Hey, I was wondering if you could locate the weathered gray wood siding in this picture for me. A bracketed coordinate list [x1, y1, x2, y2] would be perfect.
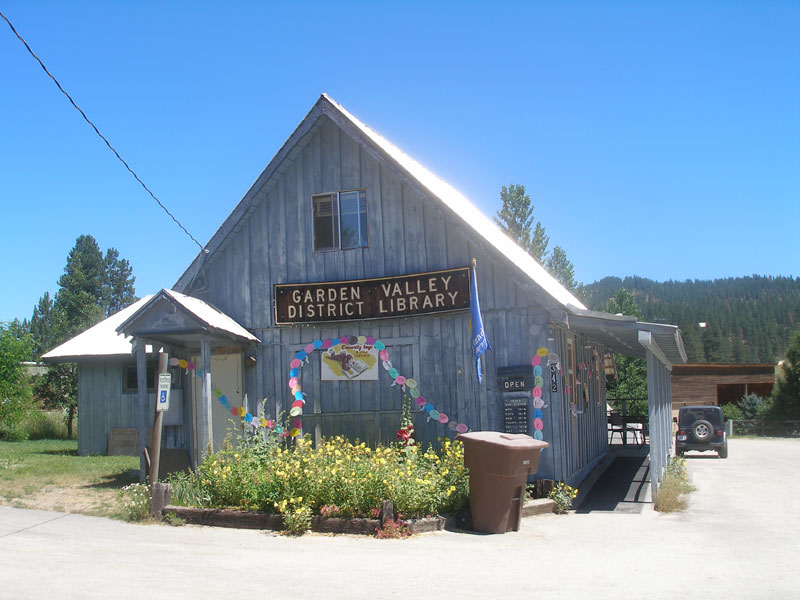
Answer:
[183, 114, 608, 477]
[78, 361, 133, 455]
[540, 328, 608, 484]
[77, 360, 187, 456]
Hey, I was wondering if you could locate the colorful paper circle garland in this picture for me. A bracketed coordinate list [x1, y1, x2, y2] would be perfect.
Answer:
[288, 335, 469, 437]
[531, 347, 549, 441]
[167, 357, 286, 435]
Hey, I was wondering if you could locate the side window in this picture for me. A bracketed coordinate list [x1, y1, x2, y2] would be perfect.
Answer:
[313, 190, 367, 251]
[123, 364, 156, 392]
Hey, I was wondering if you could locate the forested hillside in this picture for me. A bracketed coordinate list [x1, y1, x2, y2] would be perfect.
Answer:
[584, 275, 800, 364]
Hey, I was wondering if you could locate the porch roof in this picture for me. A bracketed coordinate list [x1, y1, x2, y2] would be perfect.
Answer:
[115, 289, 259, 350]
[568, 308, 687, 367]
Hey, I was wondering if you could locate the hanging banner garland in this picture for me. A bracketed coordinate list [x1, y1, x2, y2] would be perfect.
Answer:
[288, 335, 470, 437]
[167, 358, 288, 436]
[530, 348, 551, 441]
[167, 337, 471, 439]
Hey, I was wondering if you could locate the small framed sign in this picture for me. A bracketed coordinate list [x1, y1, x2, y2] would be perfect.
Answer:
[497, 366, 533, 393]
[157, 373, 171, 412]
[503, 397, 530, 435]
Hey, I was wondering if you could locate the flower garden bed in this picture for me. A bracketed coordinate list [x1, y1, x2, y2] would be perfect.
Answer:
[162, 433, 470, 535]
[155, 432, 558, 536]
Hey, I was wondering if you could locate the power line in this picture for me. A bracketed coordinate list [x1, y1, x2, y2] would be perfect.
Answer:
[1, 9, 205, 252]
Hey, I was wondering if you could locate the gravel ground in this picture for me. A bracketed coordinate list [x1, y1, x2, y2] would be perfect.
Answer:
[1, 437, 798, 599]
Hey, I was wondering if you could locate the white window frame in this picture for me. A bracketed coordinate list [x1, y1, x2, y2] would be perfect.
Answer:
[312, 189, 367, 251]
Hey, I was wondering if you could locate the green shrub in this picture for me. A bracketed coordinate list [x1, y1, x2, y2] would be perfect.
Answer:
[548, 481, 578, 513]
[23, 410, 70, 440]
[655, 456, 694, 513]
[280, 503, 312, 535]
[116, 482, 151, 521]
[721, 403, 742, 422]
[375, 517, 410, 539]
[737, 393, 765, 420]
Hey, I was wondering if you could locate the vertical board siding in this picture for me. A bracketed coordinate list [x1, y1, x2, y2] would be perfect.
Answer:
[170, 116, 609, 484]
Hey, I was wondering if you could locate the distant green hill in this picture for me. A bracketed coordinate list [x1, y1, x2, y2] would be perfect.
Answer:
[583, 275, 800, 364]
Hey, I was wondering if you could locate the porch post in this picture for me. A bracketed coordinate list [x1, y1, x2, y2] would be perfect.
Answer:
[201, 336, 212, 460]
[135, 338, 148, 482]
[646, 349, 659, 501]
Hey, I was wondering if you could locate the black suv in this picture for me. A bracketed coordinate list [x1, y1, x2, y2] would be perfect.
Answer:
[675, 405, 728, 458]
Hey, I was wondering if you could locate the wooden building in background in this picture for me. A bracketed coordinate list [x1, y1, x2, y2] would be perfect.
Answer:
[671, 363, 776, 416]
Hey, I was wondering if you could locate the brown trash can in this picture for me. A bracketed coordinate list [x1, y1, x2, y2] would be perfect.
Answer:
[456, 431, 549, 534]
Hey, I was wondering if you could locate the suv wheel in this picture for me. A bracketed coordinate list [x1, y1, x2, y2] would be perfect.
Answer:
[718, 443, 728, 459]
[691, 419, 713, 442]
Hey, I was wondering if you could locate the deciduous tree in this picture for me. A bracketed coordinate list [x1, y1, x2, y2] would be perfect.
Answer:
[0, 321, 35, 440]
[604, 289, 648, 416]
[772, 328, 800, 419]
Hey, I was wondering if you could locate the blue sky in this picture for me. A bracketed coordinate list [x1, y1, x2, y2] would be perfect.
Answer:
[1, 0, 798, 323]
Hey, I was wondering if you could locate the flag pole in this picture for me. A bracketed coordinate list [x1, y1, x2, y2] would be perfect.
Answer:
[469, 257, 490, 385]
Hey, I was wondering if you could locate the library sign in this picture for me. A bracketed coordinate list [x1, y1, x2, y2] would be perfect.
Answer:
[274, 267, 470, 325]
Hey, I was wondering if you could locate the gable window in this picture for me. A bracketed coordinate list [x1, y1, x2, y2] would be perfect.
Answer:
[313, 190, 367, 251]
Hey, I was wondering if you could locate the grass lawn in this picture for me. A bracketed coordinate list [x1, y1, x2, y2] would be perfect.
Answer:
[0, 439, 139, 518]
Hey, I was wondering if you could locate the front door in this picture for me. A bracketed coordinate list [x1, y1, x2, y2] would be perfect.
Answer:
[191, 352, 244, 454]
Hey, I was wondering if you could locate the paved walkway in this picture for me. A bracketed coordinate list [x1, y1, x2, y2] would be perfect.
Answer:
[1, 438, 799, 599]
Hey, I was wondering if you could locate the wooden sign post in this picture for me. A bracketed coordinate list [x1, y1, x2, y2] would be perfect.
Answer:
[149, 352, 169, 484]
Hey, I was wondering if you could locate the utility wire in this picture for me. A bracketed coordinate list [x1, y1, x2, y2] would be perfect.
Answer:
[1, 10, 205, 252]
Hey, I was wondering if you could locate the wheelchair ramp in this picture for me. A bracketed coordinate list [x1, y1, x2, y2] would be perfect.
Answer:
[575, 453, 651, 513]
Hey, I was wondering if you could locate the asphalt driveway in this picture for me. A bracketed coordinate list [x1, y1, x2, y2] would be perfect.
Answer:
[1, 437, 798, 599]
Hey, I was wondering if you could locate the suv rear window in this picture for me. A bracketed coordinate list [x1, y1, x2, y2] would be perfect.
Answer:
[679, 407, 723, 427]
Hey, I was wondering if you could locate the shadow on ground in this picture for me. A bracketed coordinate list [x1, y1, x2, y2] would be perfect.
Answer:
[82, 471, 139, 490]
[41, 449, 78, 456]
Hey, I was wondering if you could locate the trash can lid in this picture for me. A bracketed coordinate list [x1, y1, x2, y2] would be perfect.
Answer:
[457, 431, 549, 450]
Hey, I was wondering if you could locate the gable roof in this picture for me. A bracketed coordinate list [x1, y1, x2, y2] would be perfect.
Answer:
[115, 288, 260, 347]
[41, 296, 154, 363]
[174, 94, 587, 311]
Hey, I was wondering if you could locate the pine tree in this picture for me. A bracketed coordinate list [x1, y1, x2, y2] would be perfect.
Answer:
[545, 246, 581, 295]
[55, 234, 106, 340]
[680, 324, 705, 362]
[29, 292, 56, 356]
[494, 184, 549, 262]
[32, 235, 138, 438]
[103, 248, 136, 317]
[494, 183, 582, 295]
